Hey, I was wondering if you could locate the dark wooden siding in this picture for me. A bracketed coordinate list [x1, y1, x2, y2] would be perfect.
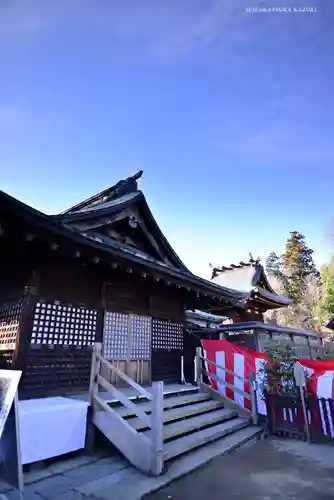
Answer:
[0, 228, 188, 396]
[103, 280, 150, 315]
[37, 260, 102, 308]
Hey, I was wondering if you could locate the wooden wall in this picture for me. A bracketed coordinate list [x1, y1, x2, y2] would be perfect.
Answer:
[0, 236, 188, 397]
[36, 256, 186, 320]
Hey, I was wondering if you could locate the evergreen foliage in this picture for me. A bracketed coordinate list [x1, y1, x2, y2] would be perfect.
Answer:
[259, 345, 297, 396]
[266, 232, 321, 330]
[318, 259, 334, 324]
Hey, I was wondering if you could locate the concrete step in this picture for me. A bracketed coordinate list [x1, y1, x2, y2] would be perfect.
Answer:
[114, 392, 211, 418]
[143, 407, 238, 442]
[127, 400, 225, 431]
[164, 416, 249, 460]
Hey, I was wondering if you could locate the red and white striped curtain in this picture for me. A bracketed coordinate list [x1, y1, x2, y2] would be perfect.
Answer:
[202, 340, 334, 416]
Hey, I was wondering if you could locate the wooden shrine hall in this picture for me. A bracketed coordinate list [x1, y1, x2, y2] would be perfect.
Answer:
[209, 257, 292, 322]
[180, 260, 292, 383]
[0, 171, 247, 399]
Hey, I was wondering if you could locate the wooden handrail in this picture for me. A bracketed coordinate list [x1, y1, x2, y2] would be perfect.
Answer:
[199, 354, 250, 383]
[90, 343, 164, 475]
[96, 351, 153, 401]
[93, 394, 150, 437]
[92, 394, 154, 474]
[202, 370, 251, 400]
[97, 374, 151, 428]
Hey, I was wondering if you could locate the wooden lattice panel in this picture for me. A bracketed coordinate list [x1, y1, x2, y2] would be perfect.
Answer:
[152, 319, 183, 351]
[0, 299, 24, 349]
[0, 350, 14, 370]
[20, 347, 92, 399]
[31, 301, 97, 347]
[103, 312, 128, 360]
[130, 315, 151, 360]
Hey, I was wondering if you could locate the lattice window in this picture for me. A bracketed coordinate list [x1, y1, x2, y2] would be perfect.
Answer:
[103, 312, 128, 360]
[30, 301, 97, 347]
[0, 299, 24, 349]
[152, 319, 183, 351]
[130, 315, 151, 360]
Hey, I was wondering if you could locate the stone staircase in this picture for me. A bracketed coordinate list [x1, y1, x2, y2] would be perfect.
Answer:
[106, 385, 252, 465]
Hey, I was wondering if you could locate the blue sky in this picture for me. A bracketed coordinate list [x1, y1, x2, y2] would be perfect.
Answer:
[1, 0, 333, 278]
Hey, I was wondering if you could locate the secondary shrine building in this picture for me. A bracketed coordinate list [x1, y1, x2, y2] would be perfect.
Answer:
[0, 171, 246, 398]
[210, 258, 292, 322]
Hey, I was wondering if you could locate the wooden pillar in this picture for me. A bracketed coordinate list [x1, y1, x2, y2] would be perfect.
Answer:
[13, 287, 38, 372]
[254, 328, 262, 352]
[307, 336, 313, 360]
[95, 305, 105, 344]
[150, 381, 164, 475]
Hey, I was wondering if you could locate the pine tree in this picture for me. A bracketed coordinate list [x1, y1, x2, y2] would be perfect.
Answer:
[282, 231, 318, 305]
[266, 252, 283, 279]
[319, 258, 334, 323]
[266, 232, 320, 328]
[265, 252, 289, 296]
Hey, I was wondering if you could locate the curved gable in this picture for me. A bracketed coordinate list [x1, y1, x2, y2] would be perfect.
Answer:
[55, 171, 190, 273]
[211, 259, 292, 309]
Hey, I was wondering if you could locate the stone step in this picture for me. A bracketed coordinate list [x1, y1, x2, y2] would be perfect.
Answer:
[75, 426, 263, 500]
[126, 400, 225, 431]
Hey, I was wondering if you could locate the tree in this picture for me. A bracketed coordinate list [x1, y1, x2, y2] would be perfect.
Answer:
[265, 252, 289, 297]
[266, 252, 283, 281]
[266, 232, 320, 329]
[258, 344, 297, 396]
[282, 231, 318, 304]
[318, 258, 334, 324]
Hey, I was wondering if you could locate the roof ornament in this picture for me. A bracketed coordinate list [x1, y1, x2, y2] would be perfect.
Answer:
[106, 170, 143, 202]
[249, 253, 261, 265]
[128, 215, 138, 228]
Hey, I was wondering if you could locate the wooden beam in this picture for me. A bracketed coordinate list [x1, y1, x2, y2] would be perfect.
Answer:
[131, 209, 168, 264]
[74, 209, 133, 231]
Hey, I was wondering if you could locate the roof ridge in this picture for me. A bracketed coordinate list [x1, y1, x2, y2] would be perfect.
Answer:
[60, 170, 143, 215]
[211, 258, 260, 278]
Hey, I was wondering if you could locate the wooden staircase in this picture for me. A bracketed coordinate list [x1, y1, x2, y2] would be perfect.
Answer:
[89, 344, 261, 476]
[106, 386, 250, 463]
